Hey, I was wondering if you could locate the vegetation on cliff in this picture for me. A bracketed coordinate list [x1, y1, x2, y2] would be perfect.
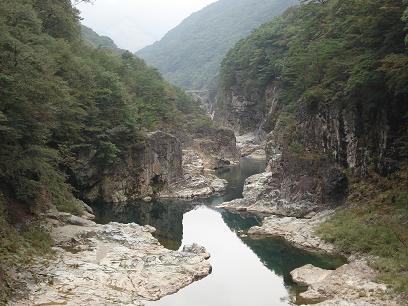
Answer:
[0, 0, 206, 214]
[317, 166, 408, 293]
[219, 0, 408, 293]
[137, 0, 297, 90]
[220, 0, 407, 126]
[81, 25, 121, 51]
[0, 0, 208, 300]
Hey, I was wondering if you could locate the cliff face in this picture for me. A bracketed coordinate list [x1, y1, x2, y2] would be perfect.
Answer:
[215, 84, 280, 135]
[73, 131, 183, 204]
[216, 1, 408, 214]
[218, 79, 407, 215]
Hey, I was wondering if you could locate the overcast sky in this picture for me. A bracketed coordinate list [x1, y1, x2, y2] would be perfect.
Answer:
[75, 0, 218, 52]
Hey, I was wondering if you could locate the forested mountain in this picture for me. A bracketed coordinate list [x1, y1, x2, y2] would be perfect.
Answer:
[137, 0, 297, 90]
[81, 25, 121, 51]
[217, 0, 408, 291]
[0, 1, 208, 298]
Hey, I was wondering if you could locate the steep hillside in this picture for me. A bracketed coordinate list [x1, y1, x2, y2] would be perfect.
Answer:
[81, 25, 121, 51]
[217, 0, 408, 292]
[0, 1, 210, 301]
[137, 0, 297, 90]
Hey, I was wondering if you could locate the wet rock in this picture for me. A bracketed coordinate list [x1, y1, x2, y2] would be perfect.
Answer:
[143, 196, 152, 202]
[11, 221, 211, 306]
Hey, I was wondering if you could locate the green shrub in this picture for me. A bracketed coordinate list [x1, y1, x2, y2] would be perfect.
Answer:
[317, 170, 408, 294]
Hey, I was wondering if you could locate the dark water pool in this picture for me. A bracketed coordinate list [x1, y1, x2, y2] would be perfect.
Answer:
[92, 157, 345, 305]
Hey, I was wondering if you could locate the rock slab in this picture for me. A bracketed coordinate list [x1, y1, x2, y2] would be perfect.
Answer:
[11, 219, 211, 306]
[291, 262, 398, 306]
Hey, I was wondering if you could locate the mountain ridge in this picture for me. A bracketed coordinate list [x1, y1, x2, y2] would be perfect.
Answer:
[137, 0, 298, 90]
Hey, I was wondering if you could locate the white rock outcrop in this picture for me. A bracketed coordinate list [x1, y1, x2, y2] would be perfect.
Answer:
[11, 217, 211, 306]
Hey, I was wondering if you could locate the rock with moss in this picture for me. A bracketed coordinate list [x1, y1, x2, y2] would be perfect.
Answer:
[76, 131, 183, 203]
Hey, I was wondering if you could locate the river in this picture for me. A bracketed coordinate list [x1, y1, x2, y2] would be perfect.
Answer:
[93, 157, 344, 305]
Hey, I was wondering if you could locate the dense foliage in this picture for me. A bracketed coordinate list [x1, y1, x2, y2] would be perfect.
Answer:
[219, 0, 408, 293]
[220, 0, 408, 128]
[137, 0, 297, 90]
[81, 25, 121, 51]
[0, 0, 203, 213]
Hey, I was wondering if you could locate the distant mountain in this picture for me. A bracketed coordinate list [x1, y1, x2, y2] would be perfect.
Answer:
[137, 0, 297, 90]
[81, 25, 121, 51]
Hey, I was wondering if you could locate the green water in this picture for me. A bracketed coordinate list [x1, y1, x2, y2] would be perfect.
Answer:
[92, 157, 345, 305]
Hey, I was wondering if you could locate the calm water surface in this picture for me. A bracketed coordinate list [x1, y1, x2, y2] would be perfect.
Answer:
[93, 158, 344, 305]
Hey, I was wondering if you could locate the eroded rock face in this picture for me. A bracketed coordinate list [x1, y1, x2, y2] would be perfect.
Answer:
[220, 127, 349, 217]
[193, 127, 240, 169]
[75, 131, 183, 203]
[219, 172, 321, 217]
[161, 150, 227, 198]
[236, 132, 266, 159]
[247, 211, 336, 253]
[291, 262, 398, 306]
[182, 243, 211, 260]
[11, 217, 211, 306]
[215, 84, 280, 135]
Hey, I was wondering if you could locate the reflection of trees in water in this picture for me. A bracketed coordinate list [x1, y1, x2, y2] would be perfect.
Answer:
[242, 238, 345, 285]
[92, 199, 194, 250]
[91, 158, 268, 250]
[220, 209, 263, 232]
[220, 209, 345, 285]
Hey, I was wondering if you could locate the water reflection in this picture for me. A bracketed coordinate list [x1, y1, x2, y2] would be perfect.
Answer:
[145, 206, 291, 306]
[93, 199, 192, 250]
[92, 157, 345, 305]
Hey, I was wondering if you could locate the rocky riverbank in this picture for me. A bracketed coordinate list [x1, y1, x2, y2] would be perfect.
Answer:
[245, 211, 402, 305]
[291, 262, 400, 306]
[248, 211, 335, 253]
[10, 212, 211, 306]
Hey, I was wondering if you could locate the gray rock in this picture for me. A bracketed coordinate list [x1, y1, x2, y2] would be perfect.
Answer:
[219, 172, 320, 217]
[247, 212, 336, 253]
[236, 132, 266, 158]
[192, 127, 240, 170]
[76, 130, 183, 204]
[290, 262, 397, 306]
[161, 150, 227, 199]
[182, 243, 210, 259]
[11, 222, 211, 306]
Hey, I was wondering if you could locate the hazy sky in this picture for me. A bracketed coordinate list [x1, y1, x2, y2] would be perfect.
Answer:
[76, 0, 218, 52]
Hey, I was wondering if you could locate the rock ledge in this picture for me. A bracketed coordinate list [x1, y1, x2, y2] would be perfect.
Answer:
[11, 216, 211, 306]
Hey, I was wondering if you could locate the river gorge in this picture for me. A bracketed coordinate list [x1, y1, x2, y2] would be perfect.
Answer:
[93, 157, 345, 305]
